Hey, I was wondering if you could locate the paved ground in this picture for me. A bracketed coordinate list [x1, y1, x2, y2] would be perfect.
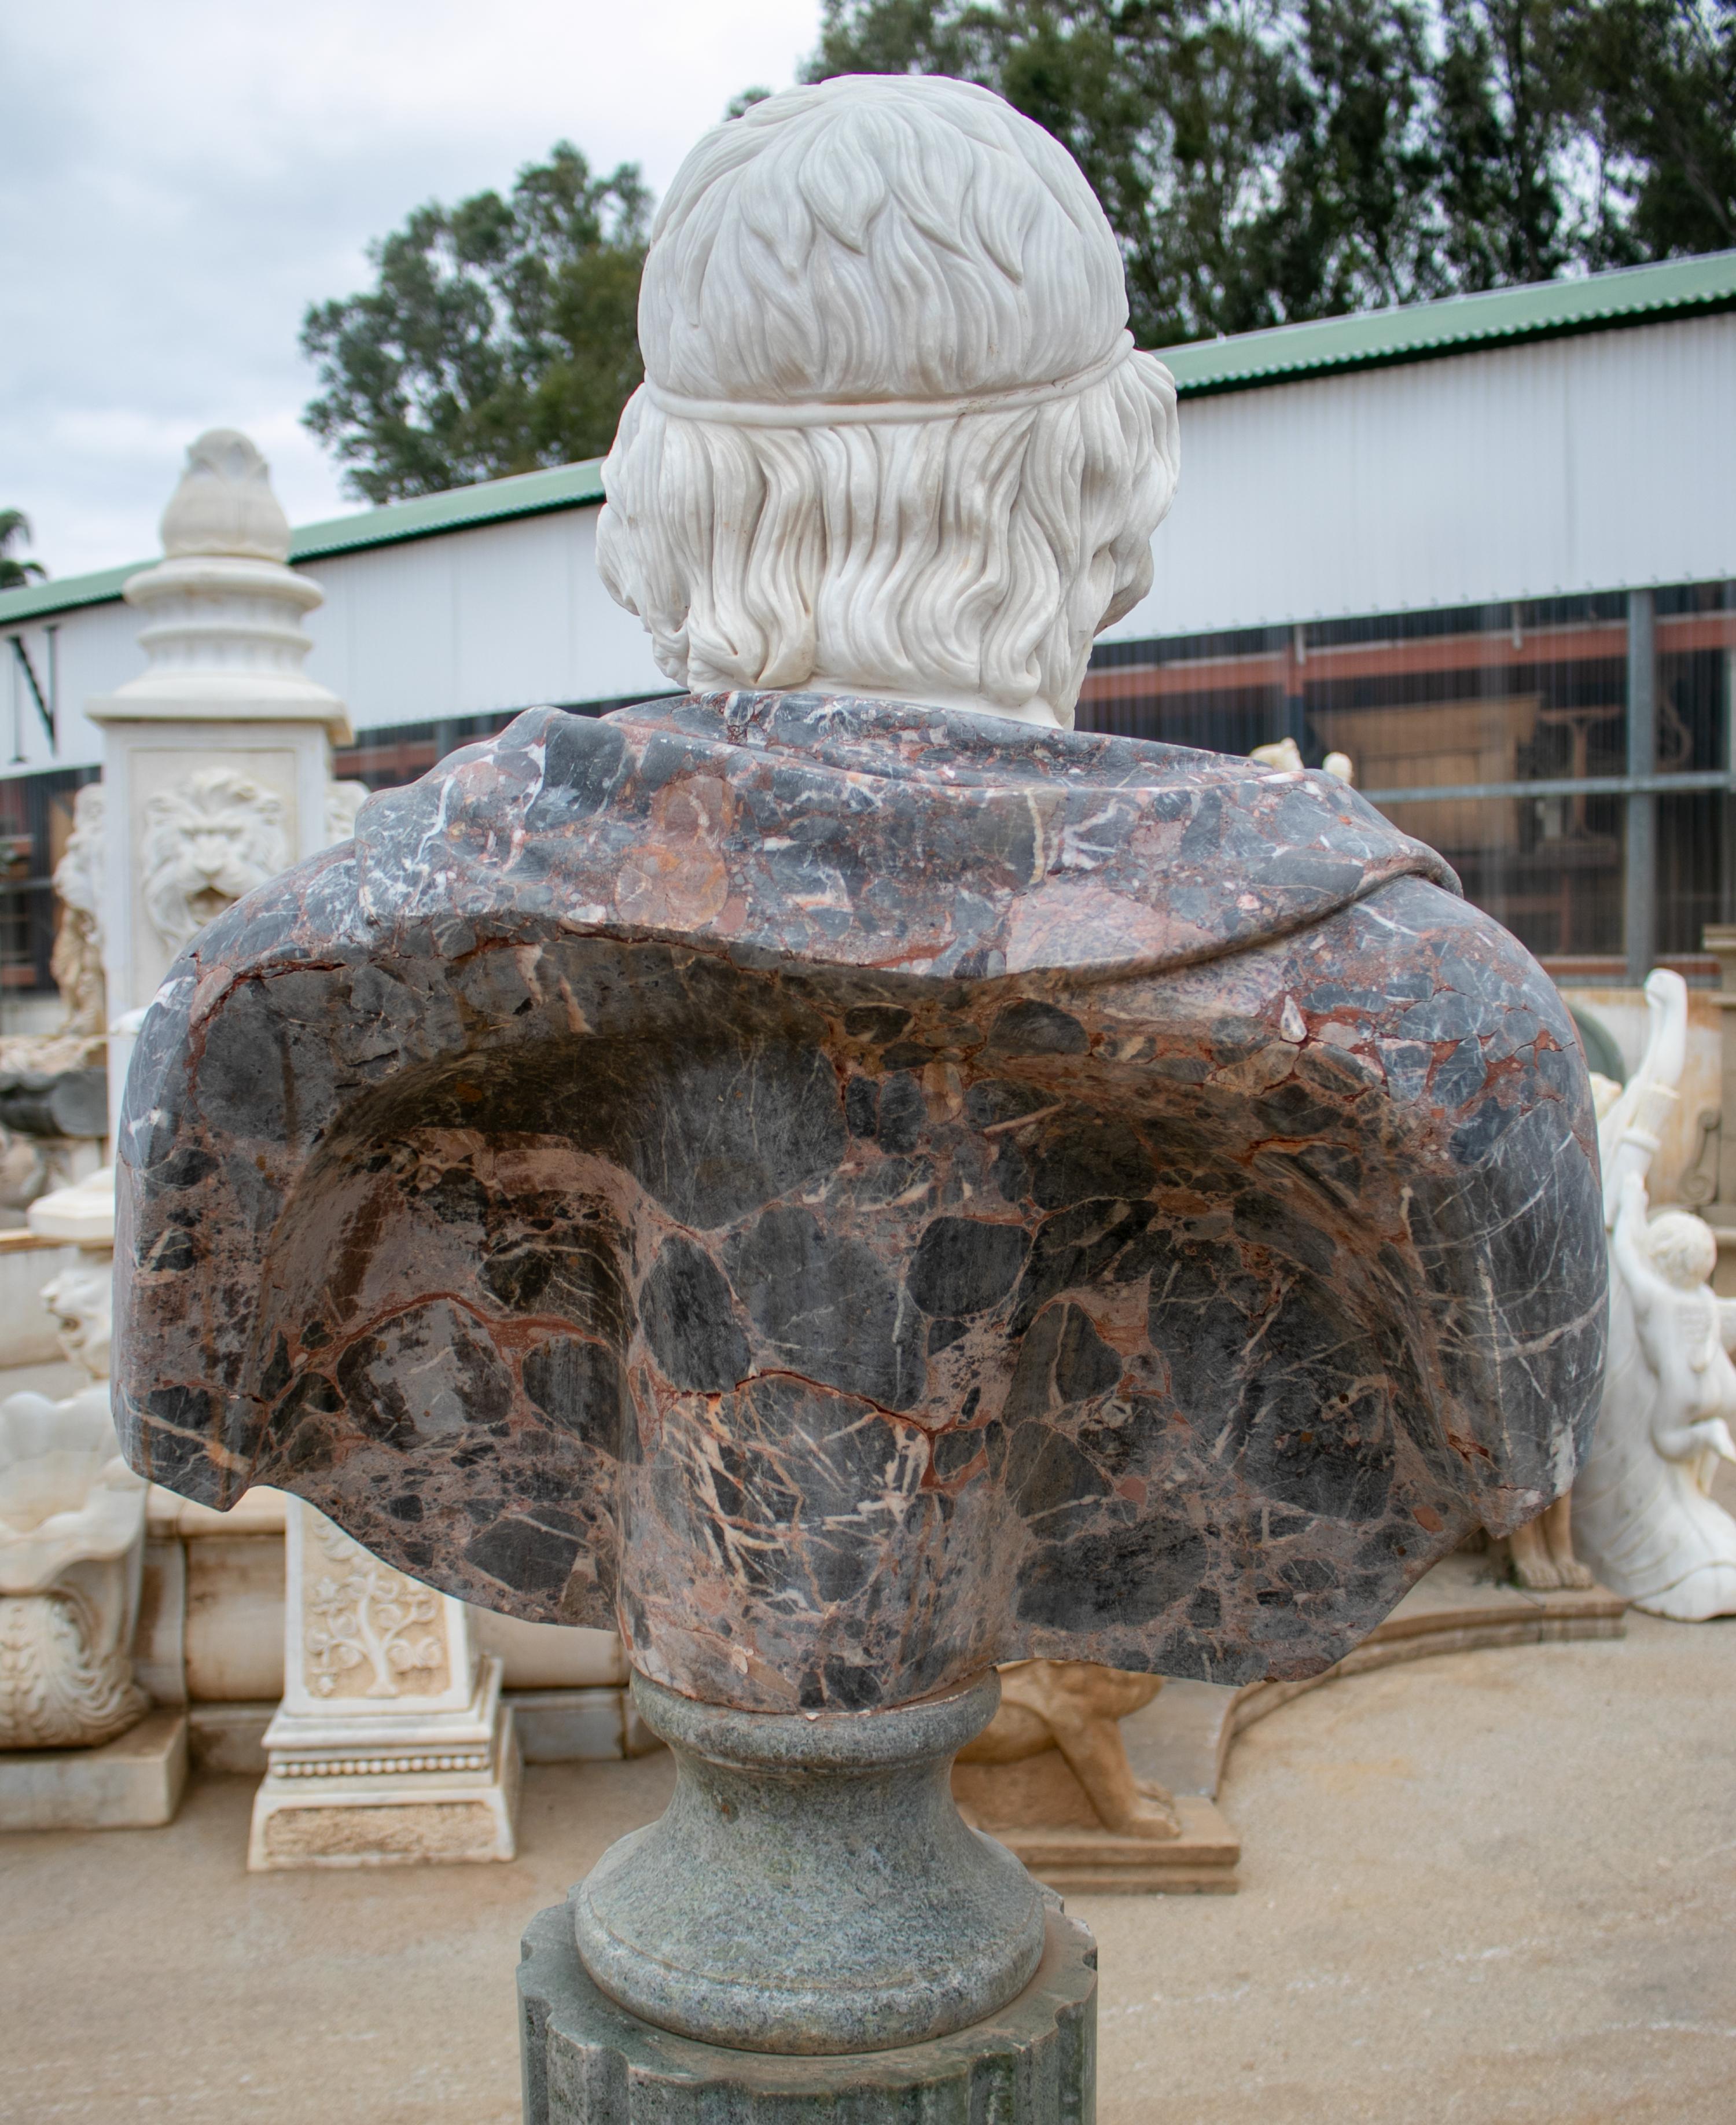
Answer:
[5, 1609, 1733, 2123]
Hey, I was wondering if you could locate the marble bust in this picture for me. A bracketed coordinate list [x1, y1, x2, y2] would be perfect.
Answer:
[116, 71, 1603, 1711]
[115, 78, 1605, 2074]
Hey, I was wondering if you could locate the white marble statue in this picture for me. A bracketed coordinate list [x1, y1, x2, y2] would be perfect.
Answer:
[597, 76, 1181, 731]
[0, 783, 108, 1079]
[0, 1389, 148, 1748]
[1572, 969, 1736, 1617]
[324, 778, 371, 847]
[51, 784, 108, 1041]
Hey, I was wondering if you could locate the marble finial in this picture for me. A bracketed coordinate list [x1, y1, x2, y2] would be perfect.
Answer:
[160, 428, 291, 563]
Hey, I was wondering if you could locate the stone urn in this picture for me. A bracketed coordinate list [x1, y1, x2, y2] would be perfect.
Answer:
[0, 1389, 148, 1749]
[113, 73, 1606, 2122]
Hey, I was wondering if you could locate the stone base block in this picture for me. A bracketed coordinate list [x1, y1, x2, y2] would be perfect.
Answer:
[248, 1705, 521, 1869]
[519, 1894, 1097, 2124]
[1122, 1555, 1631, 1808]
[959, 1788, 1240, 1895]
[187, 1700, 274, 1777]
[513, 1688, 651, 1763]
[0, 1707, 187, 1831]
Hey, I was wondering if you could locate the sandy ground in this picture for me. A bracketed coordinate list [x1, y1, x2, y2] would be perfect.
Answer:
[4, 1602, 1732, 2125]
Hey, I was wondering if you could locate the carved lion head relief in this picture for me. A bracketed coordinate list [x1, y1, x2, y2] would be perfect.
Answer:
[39, 1264, 112, 1381]
[141, 767, 289, 953]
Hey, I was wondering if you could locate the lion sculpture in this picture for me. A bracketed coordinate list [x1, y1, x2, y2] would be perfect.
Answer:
[141, 768, 288, 954]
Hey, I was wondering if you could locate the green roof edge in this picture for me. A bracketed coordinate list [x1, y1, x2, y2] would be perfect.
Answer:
[1158, 248, 1736, 395]
[6, 248, 1733, 630]
[0, 457, 607, 629]
[289, 457, 606, 560]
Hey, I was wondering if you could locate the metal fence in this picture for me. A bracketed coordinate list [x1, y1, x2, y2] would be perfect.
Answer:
[1080, 578, 1736, 985]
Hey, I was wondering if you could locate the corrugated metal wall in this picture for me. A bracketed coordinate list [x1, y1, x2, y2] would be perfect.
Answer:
[1104, 314, 1736, 645]
[6, 307, 1731, 780]
[307, 509, 665, 733]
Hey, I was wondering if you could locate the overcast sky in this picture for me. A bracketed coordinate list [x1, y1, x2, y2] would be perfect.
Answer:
[1, 0, 819, 581]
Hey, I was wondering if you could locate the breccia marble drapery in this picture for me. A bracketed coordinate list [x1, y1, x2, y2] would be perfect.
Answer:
[115, 690, 1606, 1713]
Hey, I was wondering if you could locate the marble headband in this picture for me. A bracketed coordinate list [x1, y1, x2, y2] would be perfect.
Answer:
[643, 330, 1135, 428]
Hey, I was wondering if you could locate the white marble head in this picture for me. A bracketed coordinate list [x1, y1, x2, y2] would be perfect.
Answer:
[598, 75, 1179, 728]
[161, 427, 292, 563]
[1642, 1208, 1719, 1290]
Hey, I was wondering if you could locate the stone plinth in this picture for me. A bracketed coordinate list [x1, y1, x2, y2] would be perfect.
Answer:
[248, 1498, 520, 1869]
[248, 1686, 520, 1867]
[0, 1705, 186, 1832]
[576, 1671, 1042, 2056]
[954, 1760, 1240, 1894]
[520, 1895, 1096, 2125]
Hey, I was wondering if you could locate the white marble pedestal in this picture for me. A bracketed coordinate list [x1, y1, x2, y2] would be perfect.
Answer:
[0, 1706, 187, 1832]
[248, 1499, 520, 1870]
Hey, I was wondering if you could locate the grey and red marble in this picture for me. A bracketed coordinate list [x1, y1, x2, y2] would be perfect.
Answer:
[113, 691, 1606, 1711]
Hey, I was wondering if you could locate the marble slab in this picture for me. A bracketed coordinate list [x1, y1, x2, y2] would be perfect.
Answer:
[114, 692, 1607, 1712]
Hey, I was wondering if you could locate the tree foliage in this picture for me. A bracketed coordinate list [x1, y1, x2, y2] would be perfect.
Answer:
[0, 510, 46, 591]
[302, 143, 650, 504]
[301, 10, 1735, 499]
[804, 0, 1736, 344]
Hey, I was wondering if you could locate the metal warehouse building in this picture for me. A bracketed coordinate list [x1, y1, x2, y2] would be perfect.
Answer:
[2, 248, 1733, 1007]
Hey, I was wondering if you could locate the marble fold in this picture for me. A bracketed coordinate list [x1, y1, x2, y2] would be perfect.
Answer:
[115, 690, 1607, 1712]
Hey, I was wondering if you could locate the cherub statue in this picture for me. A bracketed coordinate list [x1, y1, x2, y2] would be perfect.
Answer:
[1572, 973, 1736, 1617]
[39, 1262, 112, 1383]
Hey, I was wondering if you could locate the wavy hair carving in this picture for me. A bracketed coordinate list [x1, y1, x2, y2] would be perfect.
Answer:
[597, 75, 1180, 727]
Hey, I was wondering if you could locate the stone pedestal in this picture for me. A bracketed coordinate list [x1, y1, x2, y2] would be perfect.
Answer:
[520, 1895, 1096, 2125]
[576, 1671, 1043, 2056]
[0, 1705, 186, 1832]
[954, 1759, 1241, 1894]
[84, 428, 355, 1140]
[248, 1498, 520, 1869]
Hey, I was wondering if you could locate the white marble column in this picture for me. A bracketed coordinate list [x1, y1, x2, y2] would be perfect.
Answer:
[248, 1498, 520, 1869]
[84, 428, 360, 1140]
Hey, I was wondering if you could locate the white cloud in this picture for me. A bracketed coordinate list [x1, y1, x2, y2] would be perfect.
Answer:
[0, 0, 817, 578]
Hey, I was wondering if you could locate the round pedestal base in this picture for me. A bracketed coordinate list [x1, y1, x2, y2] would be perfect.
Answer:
[520, 1892, 1097, 2124]
[573, 1669, 1046, 2054]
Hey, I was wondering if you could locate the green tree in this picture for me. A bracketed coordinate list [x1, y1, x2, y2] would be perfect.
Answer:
[803, 0, 1736, 342]
[1429, 0, 1591, 288]
[803, 2, 1312, 344]
[0, 510, 46, 591]
[1258, 0, 1446, 314]
[1580, 0, 1736, 256]
[302, 143, 651, 505]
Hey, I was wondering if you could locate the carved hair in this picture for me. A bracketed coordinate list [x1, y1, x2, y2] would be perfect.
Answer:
[1643, 1209, 1719, 1291]
[597, 76, 1179, 727]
